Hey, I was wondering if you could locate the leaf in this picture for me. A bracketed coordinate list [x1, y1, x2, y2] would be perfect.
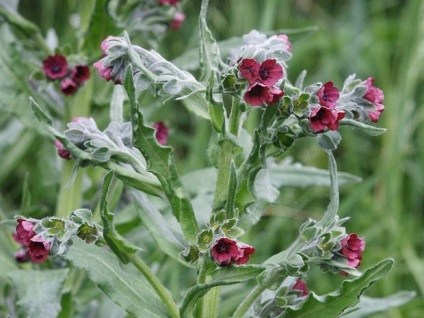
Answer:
[125, 65, 199, 243]
[100, 171, 138, 264]
[341, 291, 416, 317]
[198, 0, 221, 82]
[180, 265, 265, 317]
[286, 258, 394, 317]
[340, 119, 387, 136]
[317, 130, 341, 150]
[225, 161, 238, 218]
[268, 158, 362, 188]
[131, 190, 191, 267]
[64, 239, 168, 318]
[8, 269, 69, 318]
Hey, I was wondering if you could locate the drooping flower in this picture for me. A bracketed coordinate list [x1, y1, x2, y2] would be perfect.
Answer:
[292, 278, 309, 297]
[42, 54, 68, 80]
[13, 219, 36, 245]
[54, 140, 71, 160]
[309, 105, 345, 132]
[211, 238, 255, 266]
[153, 121, 169, 145]
[171, 12, 185, 30]
[317, 81, 340, 108]
[258, 59, 283, 86]
[268, 86, 284, 105]
[363, 77, 385, 123]
[239, 58, 260, 83]
[71, 65, 90, 84]
[93, 60, 113, 81]
[60, 78, 79, 96]
[15, 249, 30, 263]
[243, 83, 272, 106]
[340, 233, 365, 269]
[26, 236, 50, 264]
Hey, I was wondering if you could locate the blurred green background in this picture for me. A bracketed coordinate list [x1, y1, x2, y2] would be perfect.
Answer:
[1, 0, 424, 317]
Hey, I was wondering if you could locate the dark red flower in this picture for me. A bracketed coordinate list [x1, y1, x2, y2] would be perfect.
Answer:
[13, 219, 36, 245]
[27, 236, 50, 264]
[211, 238, 255, 266]
[171, 12, 185, 30]
[54, 140, 71, 160]
[243, 83, 272, 106]
[258, 59, 283, 87]
[363, 77, 385, 123]
[153, 121, 169, 145]
[71, 65, 90, 84]
[317, 81, 340, 108]
[239, 58, 260, 83]
[309, 105, 345, 132]
[42, 55, 68, 80]
[340, 233, 365, 269]
[292, 278, 309, 297]
[211, 238, 240, 266]
[60, 78, 78, 95]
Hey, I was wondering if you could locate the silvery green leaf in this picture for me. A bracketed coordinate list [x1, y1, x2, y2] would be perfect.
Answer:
[317, 130, 341, 150]
[340, 119, 386, 136]
[92, 147, 111, 163]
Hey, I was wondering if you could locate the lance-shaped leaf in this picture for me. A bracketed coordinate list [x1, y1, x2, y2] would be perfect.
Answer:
[124, 65, 199, 243]
[131, 190, 192, 267]
[180, 265, 265, 317]
[286, 258, 394, 317]
[100, 171, 139, 264]
[340, 119, 387, 136]
[8, 269, 69, 318]
[64, 239, 168, 318]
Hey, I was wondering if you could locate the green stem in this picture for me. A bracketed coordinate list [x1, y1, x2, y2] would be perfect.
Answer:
[127, 253, 180, 318]
[232, 283, 268, 318]
[56, 161, 83, 219]
[229, 97, 241, 136]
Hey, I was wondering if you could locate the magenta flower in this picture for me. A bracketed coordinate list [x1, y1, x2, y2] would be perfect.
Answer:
[71, 65, 90, 84]
[363, 77, 385, 123]
[15, 249, 30, 263]
[27, 236, 50, 264]
[340, 233, 365, 269]
[317, 81, 340, 108]
[93, 60, 113, 81]
[60, 78, 79, 96]
[153, 121, 169, 145]
[239, 58, 260, 83]
[42, 55, 68, 80]
[309, 105, 345, 132]
[171, 12, 185, 30]
[13, 219, 36, 245]
[292, 278, 309, 297]
[268, 86, 284, 105]
[243, 83, 272, 106]
[54, 140, 71, 160]
[258, 59, 283, 87]
[211, 238, 255, 266]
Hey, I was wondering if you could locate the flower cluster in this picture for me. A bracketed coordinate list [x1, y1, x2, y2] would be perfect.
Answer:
[238, 58, 284, 106]
[339, 233, 365, 275]
[158, 0, 185, 30]
[13, 218, 50, 263]
[211, 237, 255, 266]
[309, 81, 345, 132]
[42, 55, 90, 96]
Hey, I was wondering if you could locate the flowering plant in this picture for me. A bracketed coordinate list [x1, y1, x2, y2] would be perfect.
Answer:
[0, 0, 415, 317]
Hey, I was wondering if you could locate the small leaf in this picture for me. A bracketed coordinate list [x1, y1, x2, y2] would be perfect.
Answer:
[317, 130, 341, 150]
[340, 119, 387, 136]
[8, 269, 69, 318]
